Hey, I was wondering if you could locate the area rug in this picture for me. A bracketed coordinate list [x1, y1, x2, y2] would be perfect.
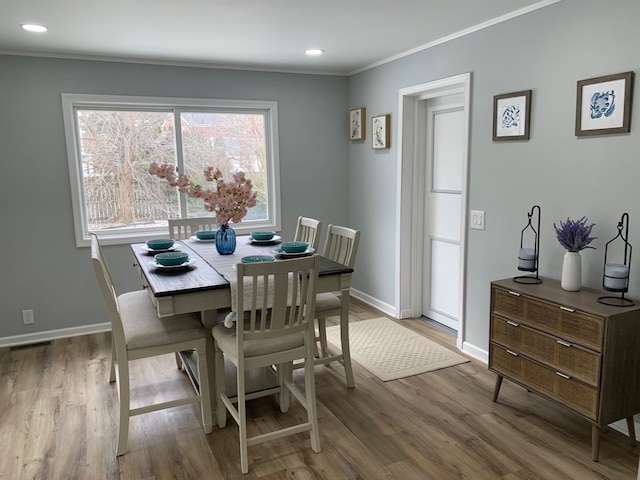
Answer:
[324, 317, 469, 381]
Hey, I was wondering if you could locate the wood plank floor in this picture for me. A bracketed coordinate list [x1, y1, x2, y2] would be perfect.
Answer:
[1, 299, 638, 479]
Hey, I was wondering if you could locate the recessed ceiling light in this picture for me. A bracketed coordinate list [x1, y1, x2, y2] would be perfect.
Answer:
[305, 49, 324, 56]
[20, 24, 48, 33]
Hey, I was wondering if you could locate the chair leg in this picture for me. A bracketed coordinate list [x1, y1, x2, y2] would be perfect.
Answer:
[115, 358, 130, 456]
[317, 317, 329, 358]
[278, 362, 291, 413]
[237, 369, 249, 474]
[196, 343, 213, 434]
[304, 352, 321, 453]
[627, 417, 637, 447]
[109, 339, 116, 383]
[214, 343, 227, 428]
[174, 352, 183, 370]
[339, 298, 355, 388]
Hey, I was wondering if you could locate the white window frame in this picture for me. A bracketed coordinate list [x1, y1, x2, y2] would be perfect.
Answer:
[62, 94, 281, 247]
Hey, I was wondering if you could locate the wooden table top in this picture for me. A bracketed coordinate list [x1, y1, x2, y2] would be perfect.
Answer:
[131, 235, 353, 298]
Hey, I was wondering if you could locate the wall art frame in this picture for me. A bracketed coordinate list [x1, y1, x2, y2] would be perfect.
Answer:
[372, 114, 390, 149]
[575, 71, 633, 136]
[349, 107, 365, 140]
[492, 90, 532, 141]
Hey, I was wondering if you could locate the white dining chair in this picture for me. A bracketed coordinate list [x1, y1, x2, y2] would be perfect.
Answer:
[90, 233, 212, 456]
[168, 217, 218, 240]
[212, 255, 321, 474]
[312, 224, 360, 388]
[294, 216, 323, 250]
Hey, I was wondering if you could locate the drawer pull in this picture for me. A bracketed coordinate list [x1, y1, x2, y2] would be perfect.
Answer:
[557, 339, 572, 347]
[133, 262, 139, 267]
[559, 306, 575, 313]
[506, 349, 518, 356]
[506, 320, 520, 327]
[508, 291, 521, 297]
[556, 372, 571, 380]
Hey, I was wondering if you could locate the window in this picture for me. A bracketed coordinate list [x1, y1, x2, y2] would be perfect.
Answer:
[62, 94, 281, 246]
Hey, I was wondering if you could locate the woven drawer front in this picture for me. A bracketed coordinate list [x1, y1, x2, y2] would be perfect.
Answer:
[492, 288, 525, 321]
[491, 316, 601, 387]
[490, 344, 598, 419]
[524, 298, 603, 351]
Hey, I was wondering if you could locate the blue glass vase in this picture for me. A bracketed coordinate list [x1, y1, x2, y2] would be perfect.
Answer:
[215, 225, 236, 255]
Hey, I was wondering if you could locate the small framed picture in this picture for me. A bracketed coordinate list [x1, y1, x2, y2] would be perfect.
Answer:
[575, 71, 633, 136]
[372, 114, 390, 149]
[493, 90, 532, 141]
[349, 107, 365, 140]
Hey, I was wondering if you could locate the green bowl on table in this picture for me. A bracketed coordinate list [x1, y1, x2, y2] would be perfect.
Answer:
[250, 231, 276, 241]
[195, 230, 217, 240]
[146, 238, 175, 250]
[241, 255, 275, 264]
[155, 251, 189, 266]
[280, 241, 308, 253]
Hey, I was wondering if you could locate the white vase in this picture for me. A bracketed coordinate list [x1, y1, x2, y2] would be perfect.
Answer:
[561, 251, 582, 291]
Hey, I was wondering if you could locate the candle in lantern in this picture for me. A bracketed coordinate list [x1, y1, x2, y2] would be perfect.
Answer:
[604, 263, 629, 290]
[518, 248, 537, 271]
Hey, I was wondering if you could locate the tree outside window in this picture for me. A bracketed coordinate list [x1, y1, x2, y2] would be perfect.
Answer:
[63, 95, 280, 246]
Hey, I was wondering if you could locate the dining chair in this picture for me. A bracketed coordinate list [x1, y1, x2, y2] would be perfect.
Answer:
[311, 224, 360, 388]
[212, 255, 321, 474]
[168, 217, 218, 240]
[294, 216, 323, 250]
[90, 233, 212, 456]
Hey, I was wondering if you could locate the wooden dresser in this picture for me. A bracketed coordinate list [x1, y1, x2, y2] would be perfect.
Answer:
[489, 276, 640, 461]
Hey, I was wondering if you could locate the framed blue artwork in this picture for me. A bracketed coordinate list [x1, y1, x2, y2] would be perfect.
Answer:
[575, 71, 633, 136]
[493, 90, 532, 141]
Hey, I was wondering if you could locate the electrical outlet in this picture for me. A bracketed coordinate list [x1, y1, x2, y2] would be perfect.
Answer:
[22, 309, 35, 325]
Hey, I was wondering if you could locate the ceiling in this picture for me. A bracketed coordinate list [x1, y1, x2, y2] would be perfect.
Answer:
[1, 0, 556, 75]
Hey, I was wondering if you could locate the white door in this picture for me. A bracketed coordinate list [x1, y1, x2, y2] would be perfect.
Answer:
[422, 94, 464, 331]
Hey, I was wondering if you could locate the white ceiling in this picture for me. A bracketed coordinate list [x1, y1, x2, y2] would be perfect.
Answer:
[1, 0, 557, 75]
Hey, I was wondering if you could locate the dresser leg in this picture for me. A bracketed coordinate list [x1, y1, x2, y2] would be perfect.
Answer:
[592, 424, 600, 462]
[492, 375, 503, 402]
[626, 417, 637, 447]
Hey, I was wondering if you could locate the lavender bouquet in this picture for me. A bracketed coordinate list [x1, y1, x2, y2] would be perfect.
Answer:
[553, 217, 597, 252]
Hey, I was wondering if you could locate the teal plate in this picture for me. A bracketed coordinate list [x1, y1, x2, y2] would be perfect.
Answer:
[241, 255, 275, 264]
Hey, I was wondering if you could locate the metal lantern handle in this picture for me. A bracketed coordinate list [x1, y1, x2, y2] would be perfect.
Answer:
[514, 205, 542, 284]
[598, 212, 634, 307]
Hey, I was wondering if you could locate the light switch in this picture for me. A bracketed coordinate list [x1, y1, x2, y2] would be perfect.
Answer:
[471, 210, 485, 230]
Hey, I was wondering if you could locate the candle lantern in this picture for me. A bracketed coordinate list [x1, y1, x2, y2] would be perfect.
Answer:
[598, 212, 634, 307]
[514, 205, 542, 284]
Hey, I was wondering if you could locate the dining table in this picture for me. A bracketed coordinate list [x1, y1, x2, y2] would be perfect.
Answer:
[130, 234, 354, 409]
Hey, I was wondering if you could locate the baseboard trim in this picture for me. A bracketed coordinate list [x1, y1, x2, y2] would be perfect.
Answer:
[461, 341, 488, 364]
[0, 323, 111, 348]
[350, 288, 396, 317]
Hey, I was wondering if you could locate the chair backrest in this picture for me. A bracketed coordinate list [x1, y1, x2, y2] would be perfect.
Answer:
[321, 224, 361, 268]
[294, 216, 323, 250]
[90, 233, 126, 347]
[235, 255, 320, 358]
[168, 217, 218, 240]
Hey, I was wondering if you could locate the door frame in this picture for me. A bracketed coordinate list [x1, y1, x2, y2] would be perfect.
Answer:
[395, 73, 471, 349]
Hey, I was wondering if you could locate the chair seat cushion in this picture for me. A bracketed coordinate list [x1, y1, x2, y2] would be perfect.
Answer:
[315, 292, 342, 314]
[118, 290, 205, 350]
[212, 323, 304, 358]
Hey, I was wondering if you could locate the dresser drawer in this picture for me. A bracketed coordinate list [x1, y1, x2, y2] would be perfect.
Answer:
[491, 315, 601, 387]
[490, 344, 598, 419]
[492, 287, 604, 351]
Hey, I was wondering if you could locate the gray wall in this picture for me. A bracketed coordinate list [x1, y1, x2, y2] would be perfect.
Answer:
[0, 55, 348, 340]
[3, 0, 639, 359]
[348, 0, 640, 356]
